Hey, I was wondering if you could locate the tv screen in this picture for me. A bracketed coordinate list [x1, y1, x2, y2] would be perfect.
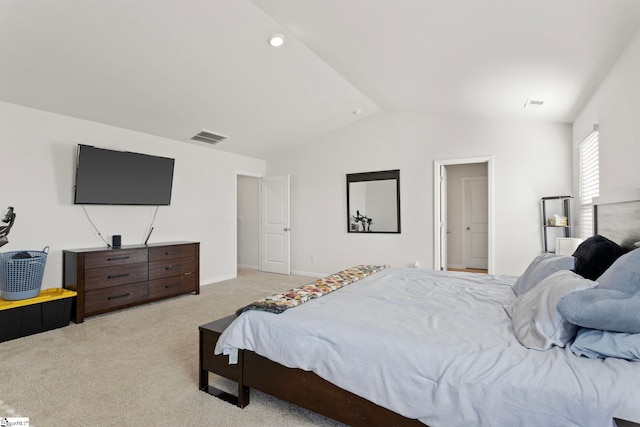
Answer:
[74, 144, 175, 205]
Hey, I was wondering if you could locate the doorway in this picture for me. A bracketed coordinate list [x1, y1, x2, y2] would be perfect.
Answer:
[237, 175, 260, 270]
[433, 156, 493, 273]
[236, 174, 291, 275]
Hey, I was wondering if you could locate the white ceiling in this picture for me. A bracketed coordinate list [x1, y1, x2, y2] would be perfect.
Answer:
[1, 0, 640, 159]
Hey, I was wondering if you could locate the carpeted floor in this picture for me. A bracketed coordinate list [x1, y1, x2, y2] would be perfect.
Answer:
[0, 269, 347, 427]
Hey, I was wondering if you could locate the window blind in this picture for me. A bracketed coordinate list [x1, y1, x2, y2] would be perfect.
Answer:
[578, 128, 599, 239]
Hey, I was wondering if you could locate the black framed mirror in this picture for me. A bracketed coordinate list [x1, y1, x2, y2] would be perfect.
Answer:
[346, 169, 400, 233]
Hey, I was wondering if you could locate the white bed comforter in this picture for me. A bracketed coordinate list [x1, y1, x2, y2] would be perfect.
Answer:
[215, 268, 640, 427]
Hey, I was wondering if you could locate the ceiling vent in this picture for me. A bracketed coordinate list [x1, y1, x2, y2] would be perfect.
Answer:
[523, 99, 545, 109]
[189, 129, 228, 145]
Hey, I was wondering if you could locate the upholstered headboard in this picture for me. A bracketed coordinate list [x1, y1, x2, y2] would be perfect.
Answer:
[594, 188, 640, 249]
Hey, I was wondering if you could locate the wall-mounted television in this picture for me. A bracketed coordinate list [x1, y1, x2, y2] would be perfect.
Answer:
[73, 144, 175, 205]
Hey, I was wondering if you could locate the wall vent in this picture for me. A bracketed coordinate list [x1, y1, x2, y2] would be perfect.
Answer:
[189, 129, 228, 145]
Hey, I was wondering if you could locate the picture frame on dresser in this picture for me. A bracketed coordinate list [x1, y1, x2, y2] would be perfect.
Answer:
[63, 241, 199, 323]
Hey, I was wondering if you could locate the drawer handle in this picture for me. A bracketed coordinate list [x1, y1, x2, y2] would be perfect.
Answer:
[165, 283, 180, 289]
[165, 265, 174, 270]
[108, 273, 130, 279]
[165, 250, 181, 255]
[108, 256, 130, 261]
[108, 293, 131, 300]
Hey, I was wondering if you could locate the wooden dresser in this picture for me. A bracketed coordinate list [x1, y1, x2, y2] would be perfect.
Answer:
[63, 241, 199, 323]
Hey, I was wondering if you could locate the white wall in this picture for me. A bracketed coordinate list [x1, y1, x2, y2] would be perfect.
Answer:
[266, 110, 572, 276]
[0, 101, 265, 290]
[573, 28, 640, 196]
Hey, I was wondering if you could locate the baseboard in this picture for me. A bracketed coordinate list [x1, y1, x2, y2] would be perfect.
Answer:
[447, 264, 463, 270]
[291, 270, 328, 278]
[238, 264, 259, 270]
[200, 273, 237, 286]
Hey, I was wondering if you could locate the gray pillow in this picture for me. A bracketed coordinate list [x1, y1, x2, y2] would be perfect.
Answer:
[570, 328, 640, 360]
[510, 270, 597, 350]
[512, 253, 575, 296]
[557, 248, 640, 333]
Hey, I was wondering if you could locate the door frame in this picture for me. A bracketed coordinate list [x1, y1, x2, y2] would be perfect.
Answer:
[433, 156, 494, 273]
[440, 165, 448, 270]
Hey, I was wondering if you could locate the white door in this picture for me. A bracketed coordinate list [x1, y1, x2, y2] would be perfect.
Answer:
[260, 175, 291, 274]
[439, 166, 448, 271]
[463, 177, 488, 269]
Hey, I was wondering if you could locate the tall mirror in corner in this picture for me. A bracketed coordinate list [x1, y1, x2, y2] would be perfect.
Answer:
[346, 169, 401, 233]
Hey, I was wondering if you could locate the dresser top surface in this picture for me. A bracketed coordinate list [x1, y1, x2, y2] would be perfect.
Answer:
[63, 241, 198, 254]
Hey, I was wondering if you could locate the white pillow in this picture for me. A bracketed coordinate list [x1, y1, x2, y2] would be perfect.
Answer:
[511, 253, 575, 296]
[509, 270, 597, 350]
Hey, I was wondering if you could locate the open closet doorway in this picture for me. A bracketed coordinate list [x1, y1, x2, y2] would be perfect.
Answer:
[237, 175, 260, 271]
[433, 156, 493, 274]
[237, 173, 291, 275]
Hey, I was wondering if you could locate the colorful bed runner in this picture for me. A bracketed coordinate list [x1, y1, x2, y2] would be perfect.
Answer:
[236, 264, 389, 315]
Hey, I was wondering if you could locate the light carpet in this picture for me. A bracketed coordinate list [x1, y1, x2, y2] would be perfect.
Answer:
[0, 269, 347, 427]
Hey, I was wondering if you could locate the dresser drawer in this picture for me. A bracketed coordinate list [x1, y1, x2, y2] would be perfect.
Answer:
[84, 263, 148, 291]
[84, 249, 148, 269]
[85, 282, 148, 314]
[148, 274, 197, 299]
[148, 244, 196, 262]
[149, 258, 196, 280]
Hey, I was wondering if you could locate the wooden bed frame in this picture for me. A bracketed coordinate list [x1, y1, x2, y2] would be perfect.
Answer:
[199, 315, 424, 426]
[199, 189, 640, 427]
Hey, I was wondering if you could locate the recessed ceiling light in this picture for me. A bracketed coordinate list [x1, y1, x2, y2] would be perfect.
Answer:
[268, 34, 285, 48]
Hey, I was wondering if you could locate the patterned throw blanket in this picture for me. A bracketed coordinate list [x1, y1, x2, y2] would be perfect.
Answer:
[236, 264, 389, 315]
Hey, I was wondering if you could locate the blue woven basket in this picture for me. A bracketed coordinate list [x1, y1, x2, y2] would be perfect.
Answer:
[0, 246, 49, 301]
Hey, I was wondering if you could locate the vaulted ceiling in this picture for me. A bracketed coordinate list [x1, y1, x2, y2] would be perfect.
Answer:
[1, 0, 640, 158]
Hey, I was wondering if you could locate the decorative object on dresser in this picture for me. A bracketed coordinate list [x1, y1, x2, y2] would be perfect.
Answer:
[63, 241, 199, 323]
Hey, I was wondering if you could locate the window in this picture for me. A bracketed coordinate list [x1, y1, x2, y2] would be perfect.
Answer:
[578, 127, 599, 239]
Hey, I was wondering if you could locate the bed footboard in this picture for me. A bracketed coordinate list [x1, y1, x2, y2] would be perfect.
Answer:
[242, 350, 425, 426]
[199, 315, 249, 407]
[199, 315, 425, 427]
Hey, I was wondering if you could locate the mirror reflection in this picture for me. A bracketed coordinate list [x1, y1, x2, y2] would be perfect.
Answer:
[347, 170, 400, 233]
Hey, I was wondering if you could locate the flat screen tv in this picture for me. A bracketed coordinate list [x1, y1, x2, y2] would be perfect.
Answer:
[74, 144, 175, 205]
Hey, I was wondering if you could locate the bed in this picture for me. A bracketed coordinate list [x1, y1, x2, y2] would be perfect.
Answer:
[200, 190, 640, 427]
